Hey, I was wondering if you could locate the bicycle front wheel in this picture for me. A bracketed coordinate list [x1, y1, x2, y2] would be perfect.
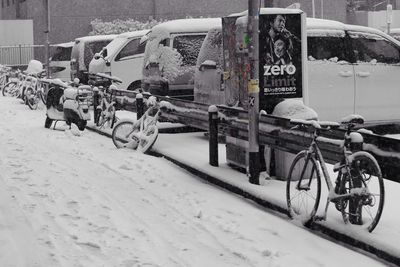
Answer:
[287, 150, 321, 225]
[138, 124, 159, 154]
[111, 120, 139, 149]
[340, 151, 384, 233]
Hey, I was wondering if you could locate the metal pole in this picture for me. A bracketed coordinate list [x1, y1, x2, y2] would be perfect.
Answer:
[321, 0, 324, 18]
[247, 0, 260, 184]
[387, 2, 392, 34]
[312, 0, 316, 18]
[45, 0, 50, 78]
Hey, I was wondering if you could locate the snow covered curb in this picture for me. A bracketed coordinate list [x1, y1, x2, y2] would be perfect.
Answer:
[86, 124, 400, 266]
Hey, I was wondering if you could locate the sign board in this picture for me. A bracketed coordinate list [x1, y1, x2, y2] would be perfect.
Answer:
[222, 9, 307, 113]
[259, 13, 304, 99]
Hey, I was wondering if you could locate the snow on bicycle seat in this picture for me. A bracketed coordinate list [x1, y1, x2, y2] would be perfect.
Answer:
[290, 119, 339, 130]
[95, 72, 123, 84]
[340, 114, 365, 125]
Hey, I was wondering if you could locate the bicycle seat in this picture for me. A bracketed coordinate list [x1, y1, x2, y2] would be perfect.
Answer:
[290, 119, 340, 132]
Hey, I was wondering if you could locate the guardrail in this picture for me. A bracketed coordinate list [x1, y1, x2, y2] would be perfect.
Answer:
[111, 88, 400, 183]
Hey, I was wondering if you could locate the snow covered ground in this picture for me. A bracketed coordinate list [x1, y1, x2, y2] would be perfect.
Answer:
[0, 96, 393, 267]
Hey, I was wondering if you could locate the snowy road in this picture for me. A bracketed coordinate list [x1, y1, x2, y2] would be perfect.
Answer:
[0, 97, 388, 267]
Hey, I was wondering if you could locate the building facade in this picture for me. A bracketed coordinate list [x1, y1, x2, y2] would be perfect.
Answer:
[1, 0, 348, 46]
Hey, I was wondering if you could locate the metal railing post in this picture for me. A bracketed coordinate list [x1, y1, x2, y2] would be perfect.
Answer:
[209, 105, 219, 167]
[136, 93, 144, 119]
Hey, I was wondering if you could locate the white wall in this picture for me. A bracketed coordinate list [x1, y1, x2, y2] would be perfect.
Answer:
[367, 10, 400, 31]
[0, 20, 33, 45]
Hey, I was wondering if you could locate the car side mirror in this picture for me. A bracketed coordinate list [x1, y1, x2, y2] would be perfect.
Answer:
[106, 60, 111, 67]
[199, 60, 217, 71]
[94, 53, 101, 60]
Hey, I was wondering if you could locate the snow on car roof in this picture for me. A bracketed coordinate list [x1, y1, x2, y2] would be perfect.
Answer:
[229, 7, 302, 17]
[75, 34, 117, 42]
[151, 18, 222, 34]
[53, 42, 74, 48]
[389, 28, 400, 34]
[116, 29, 150, 39]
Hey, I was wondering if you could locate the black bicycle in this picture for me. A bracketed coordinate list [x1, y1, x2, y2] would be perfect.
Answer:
[286, 116, 384, 233]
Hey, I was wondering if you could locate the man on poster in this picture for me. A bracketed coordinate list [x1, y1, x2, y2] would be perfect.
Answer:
[264, 14, 296, 66]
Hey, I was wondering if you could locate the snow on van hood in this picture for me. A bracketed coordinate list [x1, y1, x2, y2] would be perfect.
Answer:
[143, 18, 220, 83]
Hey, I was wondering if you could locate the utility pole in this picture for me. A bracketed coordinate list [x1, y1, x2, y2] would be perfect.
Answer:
[44, 0, 50, 78]
[387, 0, 392, 34]
[247, 0, 260, 184]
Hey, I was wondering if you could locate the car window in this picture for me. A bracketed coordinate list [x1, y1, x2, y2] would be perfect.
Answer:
[116, 38, 144, 61]
[51, 46, 72, 61]
[348, 31, 400, 64]
[307, 36, 349, 62]
[173, 34, 206, 66]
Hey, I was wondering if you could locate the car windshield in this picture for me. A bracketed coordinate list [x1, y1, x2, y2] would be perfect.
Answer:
[102, 36, 127, 59]
[84, 40, 112, 68]
[173, 34, 206, 66]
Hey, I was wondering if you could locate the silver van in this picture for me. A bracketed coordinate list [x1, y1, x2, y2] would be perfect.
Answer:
[142, 18, 221, 100]
[195, 16, 400, 123]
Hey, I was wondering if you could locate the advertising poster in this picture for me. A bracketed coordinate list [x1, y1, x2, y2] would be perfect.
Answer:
[259, 13, 303, 99]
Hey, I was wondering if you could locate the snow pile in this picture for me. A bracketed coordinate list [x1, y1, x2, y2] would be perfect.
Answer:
[272, 99, 318, 120]
[143, 29, 182, 82]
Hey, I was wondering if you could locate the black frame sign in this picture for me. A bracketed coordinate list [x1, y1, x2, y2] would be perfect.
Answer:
[259, 12, 306, 99]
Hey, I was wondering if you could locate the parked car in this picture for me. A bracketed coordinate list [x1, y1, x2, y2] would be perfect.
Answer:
[49, 42, 73, 81]
[142, 18, 221, 100]
[70, 34, 116, 84]
[196, 14, 400, 123]
[89, 30, 149, 90]
[388, 28, 400, 41]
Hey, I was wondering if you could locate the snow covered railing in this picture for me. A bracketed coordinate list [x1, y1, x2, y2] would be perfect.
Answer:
[110, 89, 400, 182]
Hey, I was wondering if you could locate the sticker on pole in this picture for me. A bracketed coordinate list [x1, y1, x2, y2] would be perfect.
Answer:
[248, 79, 259, 94]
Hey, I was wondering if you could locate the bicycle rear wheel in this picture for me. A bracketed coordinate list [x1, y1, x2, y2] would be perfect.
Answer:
[287, 150, 321, 225]
[111, 120, 139, 149]
[340, 151, 384, 233]
[25, 87, 39, 110]
[39, 83, 48, 105]
[2, 81, 17, 97]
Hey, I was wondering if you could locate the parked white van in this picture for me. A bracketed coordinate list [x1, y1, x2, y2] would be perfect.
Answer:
[142, 18, 221, 100]
[70, 34, 116, 84]
[195, 15, 400, 123]
[89, 30, 149, 90]
[49, 42, 73, 81]
[389, 28, 400, 41]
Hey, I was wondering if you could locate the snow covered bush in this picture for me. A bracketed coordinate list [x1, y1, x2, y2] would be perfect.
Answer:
[89, 18, 166, 35]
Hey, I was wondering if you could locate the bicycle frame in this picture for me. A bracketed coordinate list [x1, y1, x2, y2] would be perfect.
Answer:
[299, 131, 358, 220]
